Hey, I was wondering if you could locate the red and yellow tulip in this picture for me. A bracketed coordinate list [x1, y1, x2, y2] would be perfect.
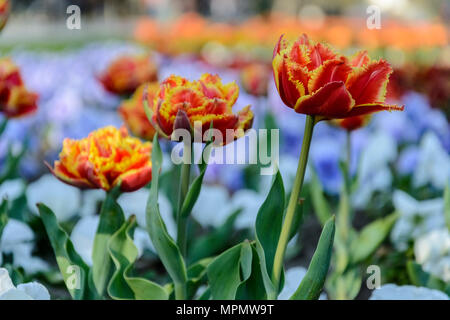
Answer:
[0, 0, 9, 32]
[240, 63, 270, 97]
[0, 58, 38, 118]
[272, 34, 403, 121]
[99, 54, 158, 95]
[119, 83, 157, 141]
[145, 73, 253, 144]
[47, 126, 152, 192]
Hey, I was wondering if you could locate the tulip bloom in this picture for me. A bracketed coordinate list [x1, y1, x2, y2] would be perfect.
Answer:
[145, 73, 253, 143]
[272, 34, 403, 120]
[119, 83, 157, 140]
[240, 63, 270, 97]
[0, 0, 9, 32]
[99, 55, 158, 95]
[47, 126, 152, 192]
[0, 58, 38, 118]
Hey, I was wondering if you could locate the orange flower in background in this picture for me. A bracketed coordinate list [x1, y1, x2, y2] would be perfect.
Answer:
[119, 83, 157, 141]
[272, 34, 403, 120]
[0, 0, 9, 32]
[240, 63, 270, 97]
[0, 58, 38, 118]
[99, 54, 158, 95]
[146, 73, 253, 144]
[47, 126, 152, 192]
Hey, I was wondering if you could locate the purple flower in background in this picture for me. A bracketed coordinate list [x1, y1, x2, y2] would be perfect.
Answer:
[310, 137, 343, 195]
[397, 146, 419, 175]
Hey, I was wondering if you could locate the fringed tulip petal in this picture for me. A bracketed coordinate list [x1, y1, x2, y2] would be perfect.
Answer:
[48, 126, 152, 192]
[346, 59, 392, 105]
[294, 81, 354, 118]
[147, 73, 253, 144]
[272, 34, 403, 127]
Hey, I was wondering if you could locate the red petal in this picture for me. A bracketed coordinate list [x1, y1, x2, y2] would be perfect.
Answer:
[47, 161, 95, 189]
[273, 34, 285, 58]
[346, 59, 392, 105]
[307, 43, 337, 70]
[350, 51, 370, 67]
[273, 54, 304, 109]
[308, 58, 352, 93]
[346, 103, 404, 118]
[294, 81, 354, 118]
[117, 165, 152, 192]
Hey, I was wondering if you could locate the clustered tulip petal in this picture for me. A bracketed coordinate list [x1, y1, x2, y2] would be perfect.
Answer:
[47, 126, 152, 192]
[272, 34, 403, 124]
[0, 58, 38, 118]
[99, 54, 158, 95]
[146, 73, 253, 144]
[119, 83, 157, 140]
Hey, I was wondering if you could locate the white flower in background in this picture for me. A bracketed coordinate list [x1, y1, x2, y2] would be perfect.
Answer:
[0, 179, 25, 202]
[413, 132, 450, 190]
[391, 190, 445, 251]
[414, 228, 450, 282]
[0, 268, 50, 300]
[278, 267, 327, 300]
[0, 219, 50, 274]
[26, 174, 81, 221]
[70, 215, 152, 266]
[369, 284, 449, 300]
[231, 189, 265, 230]
[70, 216, 99, 266]
[79, 189, 105, 216]
[193, 184, 265, 230]
[118, 189, 175, 238]
[353, 131, 397, 208]
[259, 155, 300, 196]
[192, 184, 231, 228]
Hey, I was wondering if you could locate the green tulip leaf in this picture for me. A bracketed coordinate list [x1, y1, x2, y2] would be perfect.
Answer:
[38, 203, 93, 300]
[189, 208, 241, 264]
[290, 216, 335, 300]
[146, 134, 187, 292]
[0, 199, 8, 241]
[180, 130, 213, 219]
[108, 215, 168, 300]
[92, 185, 125, 297]
[255, 169, 285, 280]
[207, 241, 253, 299]
[350, 212, 398, 265]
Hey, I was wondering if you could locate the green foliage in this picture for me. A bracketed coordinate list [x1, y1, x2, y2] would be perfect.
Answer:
[37, 203, 95, 300]
[290, 216, 335, 300]
[206, 241, 253, 299]
[108, 215, 168, 300]
[92, 186, 125, 297]
[146, 134, 187, 296]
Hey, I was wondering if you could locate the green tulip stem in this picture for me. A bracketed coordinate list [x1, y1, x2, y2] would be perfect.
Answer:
[176, 141, 191, 258]
[271, 115, 315, 297]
